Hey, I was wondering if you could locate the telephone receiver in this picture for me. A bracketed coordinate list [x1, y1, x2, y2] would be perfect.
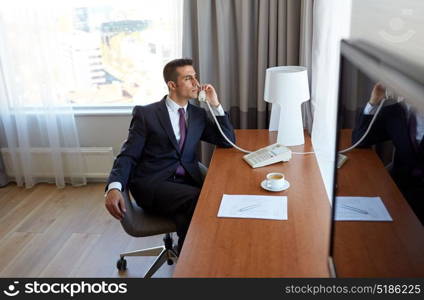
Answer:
[198, 90, 207, 102]
[197, 86, 291, 168]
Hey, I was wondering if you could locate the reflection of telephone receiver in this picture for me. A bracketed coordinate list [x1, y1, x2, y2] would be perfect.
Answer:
[198, 89, 292, 168]
[338, 98, 387, 167]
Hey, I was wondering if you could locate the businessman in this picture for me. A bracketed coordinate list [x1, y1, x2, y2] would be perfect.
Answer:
[352, 83, 424, 224]
[105, 58, 236, 252]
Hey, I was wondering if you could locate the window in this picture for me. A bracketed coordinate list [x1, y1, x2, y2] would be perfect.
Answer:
[1, 0, 183, 107]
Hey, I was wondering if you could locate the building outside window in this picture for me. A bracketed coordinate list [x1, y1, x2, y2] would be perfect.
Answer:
[1, 0, 183, 107]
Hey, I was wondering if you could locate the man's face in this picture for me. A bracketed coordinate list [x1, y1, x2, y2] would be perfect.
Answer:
[172, 65, 200, 99]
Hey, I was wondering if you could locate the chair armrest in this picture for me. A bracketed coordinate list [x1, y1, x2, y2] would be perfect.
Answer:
[198, 162, 208, 181]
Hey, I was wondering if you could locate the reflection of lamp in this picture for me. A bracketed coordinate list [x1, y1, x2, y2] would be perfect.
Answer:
[264, 66, 310, 146]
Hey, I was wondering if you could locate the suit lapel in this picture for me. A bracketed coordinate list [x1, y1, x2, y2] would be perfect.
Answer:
[156, 97, 180, 152]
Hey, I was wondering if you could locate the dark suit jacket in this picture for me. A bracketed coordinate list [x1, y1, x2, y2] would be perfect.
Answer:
[107, 96, 236, 206]
[352, 102, 422, 182]
[352, 102, 424, 224]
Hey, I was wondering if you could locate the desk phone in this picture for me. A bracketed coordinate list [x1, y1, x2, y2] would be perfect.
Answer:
[243, 143, 292, 168]
[198, 89, 292, 168]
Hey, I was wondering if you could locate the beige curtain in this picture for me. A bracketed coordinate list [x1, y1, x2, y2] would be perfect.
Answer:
[300, 0, 314, 132]
[183, 0, 314, 163]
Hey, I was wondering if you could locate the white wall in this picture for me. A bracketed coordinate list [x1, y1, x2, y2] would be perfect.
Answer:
[75, 113, 132, 155]
[310, 0, 352, 203]
[350, 0, 424, 63]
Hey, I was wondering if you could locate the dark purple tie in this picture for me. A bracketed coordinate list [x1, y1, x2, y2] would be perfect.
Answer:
[175, 108, 186, 176]
[178, 108, 186, 150]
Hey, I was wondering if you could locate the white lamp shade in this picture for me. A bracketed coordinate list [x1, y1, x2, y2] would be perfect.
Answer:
[264, 66, 310, 104]
[264, 66, 310, 146]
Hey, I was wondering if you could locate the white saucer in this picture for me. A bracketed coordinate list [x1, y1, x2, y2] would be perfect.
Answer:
[260, 179, 290, 192]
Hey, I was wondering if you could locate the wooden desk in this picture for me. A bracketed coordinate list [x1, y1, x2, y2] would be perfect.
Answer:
[332, 129, 424, 277]
[173, 130, 331, 277]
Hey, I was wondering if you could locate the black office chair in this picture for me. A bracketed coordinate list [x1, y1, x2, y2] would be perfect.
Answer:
[116, 162, 208, 278]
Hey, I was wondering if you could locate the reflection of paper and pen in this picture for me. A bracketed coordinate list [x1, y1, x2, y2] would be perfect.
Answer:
[335, 196, 392, 221]
[217, 194, 287, 220]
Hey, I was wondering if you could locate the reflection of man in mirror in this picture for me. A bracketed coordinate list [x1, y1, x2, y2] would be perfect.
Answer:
[352, 83, 424, 224]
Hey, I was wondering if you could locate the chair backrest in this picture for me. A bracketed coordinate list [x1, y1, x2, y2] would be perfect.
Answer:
[198, 161, 208, 181]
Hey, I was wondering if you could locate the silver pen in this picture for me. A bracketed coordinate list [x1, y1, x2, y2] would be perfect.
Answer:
[340, 204, 369, 215]
[238, 204, 260, 212]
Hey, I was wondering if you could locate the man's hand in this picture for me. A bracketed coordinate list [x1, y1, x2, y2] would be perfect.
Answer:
[201, 84, 220, 107]
[105, 189, 126, 220]
[369, 83, 385, 106]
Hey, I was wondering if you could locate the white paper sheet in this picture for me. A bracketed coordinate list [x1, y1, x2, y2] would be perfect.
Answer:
[335, 196, 392, 221]
[217, 194, 287, 220]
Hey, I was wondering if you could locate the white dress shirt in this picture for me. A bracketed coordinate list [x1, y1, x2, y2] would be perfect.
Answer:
[107, 96, 225, 193]
[363, 102, 378, 115]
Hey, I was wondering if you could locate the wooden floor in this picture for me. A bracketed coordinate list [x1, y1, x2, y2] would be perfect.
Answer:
[0, 183, 175, 278]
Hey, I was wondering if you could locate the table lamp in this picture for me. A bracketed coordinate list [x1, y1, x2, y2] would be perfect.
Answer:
[264, 66, 310, 146]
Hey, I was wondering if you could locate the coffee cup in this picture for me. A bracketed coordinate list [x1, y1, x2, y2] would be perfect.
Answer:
[265, 172, 285, 190]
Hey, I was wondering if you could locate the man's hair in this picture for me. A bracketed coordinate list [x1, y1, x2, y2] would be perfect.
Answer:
[163, 58, 193, 84]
